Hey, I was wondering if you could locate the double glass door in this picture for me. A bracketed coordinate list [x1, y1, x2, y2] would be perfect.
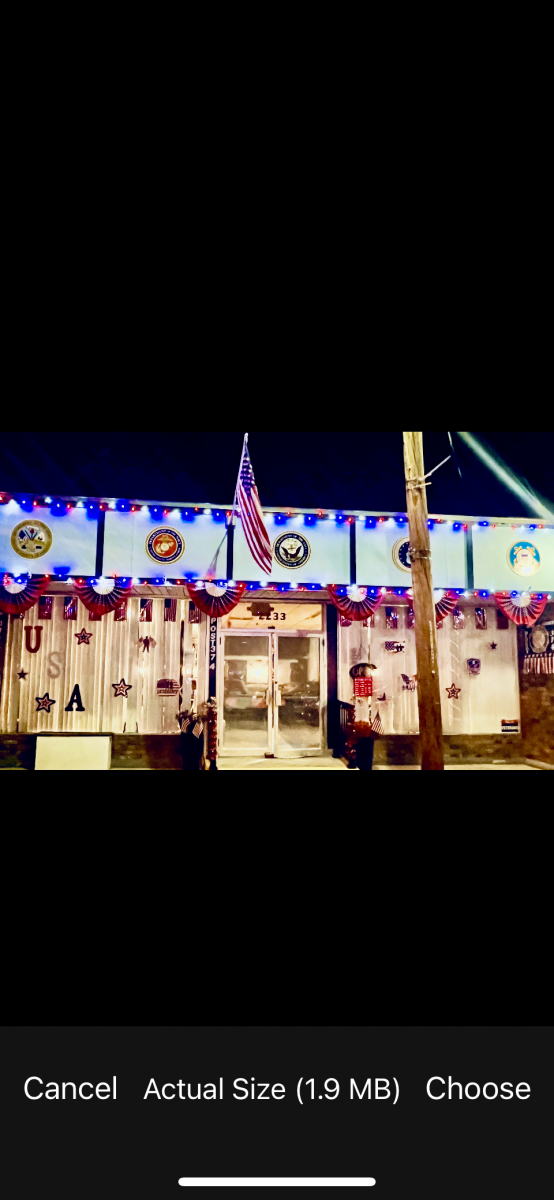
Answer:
[220, 631, 324, 757]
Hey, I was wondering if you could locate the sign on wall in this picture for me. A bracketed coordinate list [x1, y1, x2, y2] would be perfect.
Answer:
[0, 501, 97, 575]
[472, 524, 554, 591]
[233, 513, 350, 584]
[103, 511, 226, 578]
[355, 521, 466, 588]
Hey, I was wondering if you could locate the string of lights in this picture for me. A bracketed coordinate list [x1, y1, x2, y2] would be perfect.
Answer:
[0, 493, 550, 529]
[1, 571, 551, 601]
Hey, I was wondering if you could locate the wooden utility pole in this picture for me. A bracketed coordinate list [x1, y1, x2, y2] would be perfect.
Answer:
[403, 432, 445, 770]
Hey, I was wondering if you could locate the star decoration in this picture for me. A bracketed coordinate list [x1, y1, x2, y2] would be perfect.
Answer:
[17, 669, 28, 680]
[112, 678, 132, 698]
[75, 628, 93, 645]
[446, 682, 461, 699]
[35, 692, 56, 713]
[489, 641, 498, 650]
[137, 636, 157, 653]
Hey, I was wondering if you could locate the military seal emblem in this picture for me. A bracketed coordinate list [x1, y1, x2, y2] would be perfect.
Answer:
[145, 527, 184, 565]
[507, 540, 541, 576]
[10, 520, 53, 559]
[392, 536, 412, 573]
[273, 531, 310, 569]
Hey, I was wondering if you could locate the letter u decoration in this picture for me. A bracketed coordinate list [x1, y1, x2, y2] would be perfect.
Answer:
[24, 626, 43, 653]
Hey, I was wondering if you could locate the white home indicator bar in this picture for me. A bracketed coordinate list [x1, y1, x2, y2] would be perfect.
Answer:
[178, 1181, 376, 1188]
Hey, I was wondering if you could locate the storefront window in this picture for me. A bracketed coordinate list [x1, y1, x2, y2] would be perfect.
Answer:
[0, 595, 197, 735]
[338, 603, 520, 735]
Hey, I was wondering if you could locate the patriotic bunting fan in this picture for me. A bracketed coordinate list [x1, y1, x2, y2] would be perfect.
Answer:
[435, 591, 458, 622]
[494, 592, 548, 626]
[328, 585, 385, 622]
[187, 581, 247, 617]
[74, 577, 133, 616]
[0, 573, 49, 614]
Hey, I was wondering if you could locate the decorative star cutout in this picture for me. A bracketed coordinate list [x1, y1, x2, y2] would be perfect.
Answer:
[35, 692, 56, 712]
[112, 678, 132, 698]
[17, 669, 28, 680]
[446, 682, 461, 699]
[489, 641, 497, 650]
[75, 628, 93, 645]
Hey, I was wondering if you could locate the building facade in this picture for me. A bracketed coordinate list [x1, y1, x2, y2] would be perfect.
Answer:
[1, 494, 552, 768]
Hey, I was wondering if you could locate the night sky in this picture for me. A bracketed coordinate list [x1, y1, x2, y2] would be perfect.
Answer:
[0, 431, 552, 518]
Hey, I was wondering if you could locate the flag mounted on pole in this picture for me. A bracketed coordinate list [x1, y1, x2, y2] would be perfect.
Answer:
[234, 433, 272, 574]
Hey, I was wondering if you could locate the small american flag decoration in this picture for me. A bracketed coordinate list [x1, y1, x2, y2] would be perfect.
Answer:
[157, 678, 181, 696]
[164, 598, 177, 622]
[63, 596, 78, 621]
[38, 596, 52, 620]
[385, 606, 398, 629]
[140, 598, 153, 622]
[452, 606, 464, 630]
[371, 711, 384, 735]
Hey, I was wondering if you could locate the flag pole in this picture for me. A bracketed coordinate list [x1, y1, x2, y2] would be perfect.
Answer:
[229, 432, 247, 528]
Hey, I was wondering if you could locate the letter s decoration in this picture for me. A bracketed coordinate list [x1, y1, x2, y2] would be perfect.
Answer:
[24, 626, 43, 653]
[47, 651, 64, 679]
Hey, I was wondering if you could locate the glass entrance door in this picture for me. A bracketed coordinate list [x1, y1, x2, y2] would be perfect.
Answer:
[274, 634, 322, 756]
[220, 631, 324, 757]
[221, 634, 271, 753]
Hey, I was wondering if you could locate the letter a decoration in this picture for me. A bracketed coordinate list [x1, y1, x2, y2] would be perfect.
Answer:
[65, 684, 85, 711]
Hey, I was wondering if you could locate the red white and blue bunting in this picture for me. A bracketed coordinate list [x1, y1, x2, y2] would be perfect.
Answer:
[327, 586, 385, 622]
[0, 573, 49, 614]
[186, 580, 247, 617]
[494, 592, 548, 627]
[73, 577, 133, 617]
[435, 591, 458, 622]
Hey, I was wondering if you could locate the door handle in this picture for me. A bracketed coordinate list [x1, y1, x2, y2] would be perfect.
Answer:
[276, 688, 284, 707]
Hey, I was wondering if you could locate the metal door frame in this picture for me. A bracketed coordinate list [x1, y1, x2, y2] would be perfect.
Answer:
[218, 628, 326, 758]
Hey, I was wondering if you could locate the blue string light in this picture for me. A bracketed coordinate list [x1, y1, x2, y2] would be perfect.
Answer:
[365, 518, 376, 528]
[480, 521, 489, 526]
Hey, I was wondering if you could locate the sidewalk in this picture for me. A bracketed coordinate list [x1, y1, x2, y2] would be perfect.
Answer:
[217, 758, 539, 771]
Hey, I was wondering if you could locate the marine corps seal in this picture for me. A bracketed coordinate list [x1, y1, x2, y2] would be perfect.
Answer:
[145, 527, 185, 565]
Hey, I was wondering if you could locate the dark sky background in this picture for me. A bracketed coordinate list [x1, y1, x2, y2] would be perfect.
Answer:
[0, 431, 552, 517]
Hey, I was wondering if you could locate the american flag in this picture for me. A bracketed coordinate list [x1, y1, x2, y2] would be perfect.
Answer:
[235, 434, 272, 574]
[371, 711, 384, 735]
[164, 598, 177, 622]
